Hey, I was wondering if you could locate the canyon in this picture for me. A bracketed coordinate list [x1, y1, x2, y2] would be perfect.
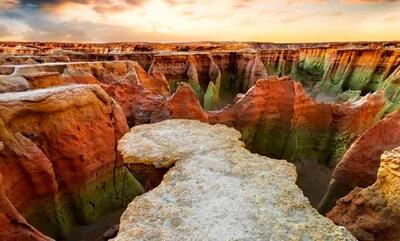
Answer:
[0, 41, 399, 241]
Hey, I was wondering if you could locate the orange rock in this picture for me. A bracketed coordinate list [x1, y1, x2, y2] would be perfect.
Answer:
[327, 147, 400, 241]
[318, 110, 400, 214]
[333, 110, 400, 186]
[0, 172, 52, 241]
[0, 84, 143, 239]
[168, 83, 209, 122]
[1, 61, 170, 126]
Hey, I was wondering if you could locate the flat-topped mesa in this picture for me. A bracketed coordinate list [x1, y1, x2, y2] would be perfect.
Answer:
[327, 147, 400, 241]
[0, 84, 144, 240]
[115, 119, 356, 241]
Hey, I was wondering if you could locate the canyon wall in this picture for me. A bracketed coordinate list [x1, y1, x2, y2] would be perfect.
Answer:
[0, 84, 143, 240]
[2, 42, 399, 115]
[1, 41, 400, 240]
[319, 110, 400, 214]
[327, 147, 400, 241]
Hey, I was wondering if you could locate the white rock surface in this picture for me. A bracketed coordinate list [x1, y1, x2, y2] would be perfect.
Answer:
[115, 119, 356, 241]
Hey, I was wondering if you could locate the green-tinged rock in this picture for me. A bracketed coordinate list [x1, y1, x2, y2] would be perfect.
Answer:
[204, 81, 219, 110]
[26, 167, 144, 239]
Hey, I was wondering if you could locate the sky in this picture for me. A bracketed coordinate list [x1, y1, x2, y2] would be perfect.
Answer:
[0, 0, 399, 43]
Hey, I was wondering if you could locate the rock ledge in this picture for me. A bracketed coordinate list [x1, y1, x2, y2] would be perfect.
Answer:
[115, 119, 355, 241]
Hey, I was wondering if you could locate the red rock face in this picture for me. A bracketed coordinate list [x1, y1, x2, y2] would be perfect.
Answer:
[0, 85, 143, 240]
[0, 172, 52, 241]
[318, 110, 400, 214]
[168, 83, 209, 122]
[327, 147, 400, 241]
[332, 110, 400, 187]
[207, 77, 386, 163]
[0, 61, 170, 126]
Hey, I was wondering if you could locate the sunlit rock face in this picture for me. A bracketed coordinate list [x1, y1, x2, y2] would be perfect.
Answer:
[327, 147, 400, 241]
[0, 61, 170, 126]
[115, 119, 356, 241]
[0, 56, 396, 207]
[319, 110, 400, 214]
[2, 42, 399, 111]
[209, 76, 386, 164]
[0, 85, 143, 240]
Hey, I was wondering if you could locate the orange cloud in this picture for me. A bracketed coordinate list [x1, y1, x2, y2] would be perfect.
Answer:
[341, 0, 399, 3]
[0, 0, 19, 10]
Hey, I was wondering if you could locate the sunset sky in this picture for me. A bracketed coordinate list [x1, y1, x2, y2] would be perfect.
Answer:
[0, 0, 399, 42]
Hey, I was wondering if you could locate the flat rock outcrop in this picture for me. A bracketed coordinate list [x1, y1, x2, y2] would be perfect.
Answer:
[327, 147, 400, 241]
[114, 119, 355, 241]
[0, 84, 143, 240]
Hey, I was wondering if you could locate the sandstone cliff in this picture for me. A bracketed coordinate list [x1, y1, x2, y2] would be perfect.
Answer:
[3, 42, 399, 114]
[0, 61, 170, 126]
[0, 84, 143, 240]
[208, 76, 386, 165]
[319, 110, 400, 214]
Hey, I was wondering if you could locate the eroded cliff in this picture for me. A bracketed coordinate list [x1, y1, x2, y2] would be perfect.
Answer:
[0, 84, 143, 240]
[327, 147, 400, 241]
[0, 41, 400, 240]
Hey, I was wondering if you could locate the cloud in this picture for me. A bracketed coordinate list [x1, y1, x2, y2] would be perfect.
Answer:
[0, 0, 399, 42]
[0, 24, 10, 35]
[0, 0, 19, 10]
[232, 0, 257, 8]
[13, 0, 145, 14]
[341, 0, 399, 3]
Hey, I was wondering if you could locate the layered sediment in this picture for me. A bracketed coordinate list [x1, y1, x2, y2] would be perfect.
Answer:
[327, 147, 400, 241]
[0, 61, 170, 126]
[2, 42, 400, 112]
[0, 41, 400, 240]
[0, 84, 143, 240]
[115, 119, 355, 241]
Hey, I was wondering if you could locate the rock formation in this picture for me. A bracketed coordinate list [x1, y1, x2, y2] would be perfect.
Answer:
[0, 171, 52, 241]
[0, 41, 400, 240]
[0, 61, 170, 126]
[327, 147, 400, 241]
[0, 84, 143, 240]
[209, 76, 386, 165]
[318, 110, 400, 214]
[115, 119, 356, 241]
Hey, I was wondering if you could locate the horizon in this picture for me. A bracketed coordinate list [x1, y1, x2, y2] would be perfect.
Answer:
[1, 40, 400, 44]
[0, 0, 400, 42]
